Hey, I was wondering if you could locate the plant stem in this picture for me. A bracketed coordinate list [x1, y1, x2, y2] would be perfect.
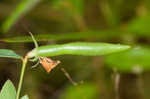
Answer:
[114, 72, 120, 99]
[16, 57, 28, 99]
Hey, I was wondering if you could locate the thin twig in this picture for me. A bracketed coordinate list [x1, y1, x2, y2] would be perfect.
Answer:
[61, 68, 78, 86]
[114, 70, 120, 99]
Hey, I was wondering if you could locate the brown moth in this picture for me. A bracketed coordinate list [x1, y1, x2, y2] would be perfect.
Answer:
[39, 57, 60, 73]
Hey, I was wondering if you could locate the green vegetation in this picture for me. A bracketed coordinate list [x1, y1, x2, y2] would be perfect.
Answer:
[0, 0, 150, 99]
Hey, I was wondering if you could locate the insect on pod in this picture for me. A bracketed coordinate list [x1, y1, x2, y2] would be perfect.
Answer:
[26, 32, 61, 73]
[27, 32, 130, 73]
[39, 57, 60, 73]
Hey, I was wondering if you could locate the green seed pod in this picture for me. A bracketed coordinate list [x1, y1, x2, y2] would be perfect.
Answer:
[27, 42, 130, 58]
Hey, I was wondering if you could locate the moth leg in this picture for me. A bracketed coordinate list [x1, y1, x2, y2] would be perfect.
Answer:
[31, 60, 40, 69]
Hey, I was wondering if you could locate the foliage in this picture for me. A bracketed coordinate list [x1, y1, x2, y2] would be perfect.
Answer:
[0, 31, 119, 43]
[105, 45, 150, 73]
[60, 83, 98, 99]
[0, 49, 22, 59]
[0, 0, 150, 99]
[0, 80, 16, 99]
[1, 0, 41, 32]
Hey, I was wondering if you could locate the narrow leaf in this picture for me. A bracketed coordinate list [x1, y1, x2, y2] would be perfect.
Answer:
[0, 49, 22, 59]
[0, 31, 122, 43]
[27, 42, 130, 58]
[21, 95, 29, 99]
[105, 45, 150, 73]
[1, 0, 41, 32]
[0, 80, 16, 99]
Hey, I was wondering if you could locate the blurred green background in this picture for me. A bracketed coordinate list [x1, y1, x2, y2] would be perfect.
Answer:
[1, 0, 150, 99]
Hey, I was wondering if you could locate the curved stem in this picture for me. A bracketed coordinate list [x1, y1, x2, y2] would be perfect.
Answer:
[16, 57, 28, 99]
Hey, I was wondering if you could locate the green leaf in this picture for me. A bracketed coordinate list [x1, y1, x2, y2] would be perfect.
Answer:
[127, 14, 150, 36]
[1, 0, 41, 32]
[0, 31, 122, 43]
[0, 49, 22, 59]
[21, 95, 29, 99]
[27, 42, 130, 58]
[0, 80, 16, 99]
[105, 45, 150, 73]
[60, 83, 98, 99]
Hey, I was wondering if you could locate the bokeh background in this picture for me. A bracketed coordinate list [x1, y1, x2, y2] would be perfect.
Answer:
[0, 0, 150, 99]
